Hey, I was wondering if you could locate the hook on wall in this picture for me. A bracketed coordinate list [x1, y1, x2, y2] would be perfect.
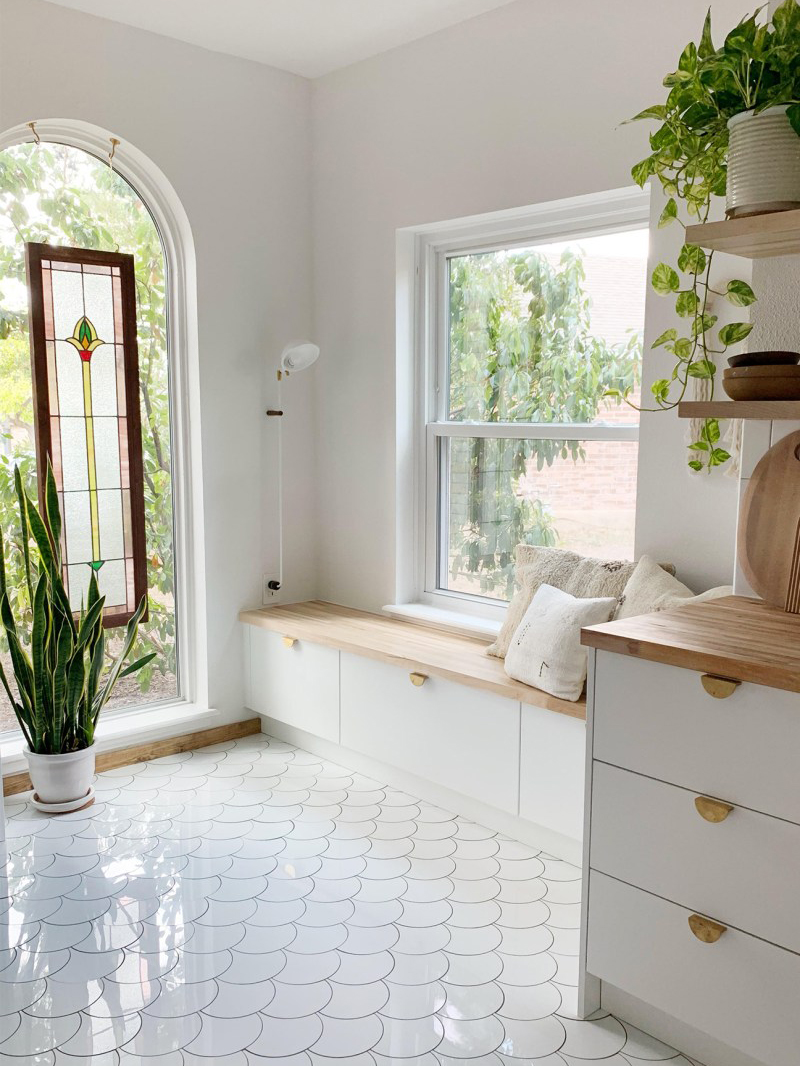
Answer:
[27, 121, 40, 145]
[108, 137, 120, 171]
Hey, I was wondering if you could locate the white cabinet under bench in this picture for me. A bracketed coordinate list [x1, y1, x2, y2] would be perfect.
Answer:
[240, 600, 587, 861]
[580, 596, 800, 1066]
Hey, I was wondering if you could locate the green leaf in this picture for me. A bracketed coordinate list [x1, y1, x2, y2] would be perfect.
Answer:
[687, 358, 716, 379]
[631, 157, 654, 187]
[689, 441, 710, 451]
[691, 313, 717, 337]
[709, 447, 731, 466]
[629, 105, 668, 122]
[651, 263, 680, 295]
[688, 459, 704, 471]
[703, 418, 721, 444]
[787, 103, 800, 138]
[44, 459, 61, 567]
[651, 378, 671, 403]
[724, 280, 756, 306]
[677, 243, 707, 274]
[658, 198, 679, 228]
[31, 572, 50, 751]
[674, 337, 693, 359]
[718, 321, 753, 346]
[652, 328, 677, 348]
[14, 466, 32, 608]
[119, 652, 156, 679]
[675, 290, 700, 317]
[698, 8, 714, 58]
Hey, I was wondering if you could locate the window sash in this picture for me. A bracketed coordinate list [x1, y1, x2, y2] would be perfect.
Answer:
[408, 187, 649, 616]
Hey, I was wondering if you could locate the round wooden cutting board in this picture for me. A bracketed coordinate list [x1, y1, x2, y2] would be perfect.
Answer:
[738, 429, 800, 613]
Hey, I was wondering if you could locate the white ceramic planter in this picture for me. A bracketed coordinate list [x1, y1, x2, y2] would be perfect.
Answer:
[25, 744, 96, 804]
[727, 105, 800, 218]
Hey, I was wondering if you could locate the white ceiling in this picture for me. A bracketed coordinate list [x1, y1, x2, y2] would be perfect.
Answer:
[42, 0, 518, 78]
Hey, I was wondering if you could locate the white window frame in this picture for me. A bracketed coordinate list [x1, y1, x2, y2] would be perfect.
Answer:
[0, 119, 212, 771]
[394, 186, 650, 626]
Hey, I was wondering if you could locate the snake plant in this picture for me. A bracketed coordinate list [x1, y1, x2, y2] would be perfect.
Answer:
[0, 461, 154, 754]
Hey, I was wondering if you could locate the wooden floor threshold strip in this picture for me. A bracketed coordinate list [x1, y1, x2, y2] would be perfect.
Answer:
[2, 717, 262, 798]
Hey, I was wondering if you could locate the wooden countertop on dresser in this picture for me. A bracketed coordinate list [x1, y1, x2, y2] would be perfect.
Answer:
[581, 595, 800, 693]
[240, 600, 586, 719]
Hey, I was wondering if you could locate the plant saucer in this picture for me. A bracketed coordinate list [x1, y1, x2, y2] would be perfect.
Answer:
[30, 786, 95, 815]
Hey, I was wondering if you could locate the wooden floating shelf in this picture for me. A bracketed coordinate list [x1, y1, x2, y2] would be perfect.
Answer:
[686, 209, 800, 259]
[678, 400, 800, 420]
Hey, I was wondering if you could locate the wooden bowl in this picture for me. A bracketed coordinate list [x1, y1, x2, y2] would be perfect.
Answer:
[723, 364, 800, 400]
[727, 350, 800, 369]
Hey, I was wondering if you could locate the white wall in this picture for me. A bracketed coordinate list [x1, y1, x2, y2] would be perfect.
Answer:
[311, 0, 751, 608]
[0, 0, 316, 719]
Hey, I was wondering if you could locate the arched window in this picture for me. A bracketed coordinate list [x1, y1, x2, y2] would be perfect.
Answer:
[0, 136, 187, 734]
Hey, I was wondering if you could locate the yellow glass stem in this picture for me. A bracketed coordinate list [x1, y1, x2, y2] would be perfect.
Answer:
[82, 359, 101, 562]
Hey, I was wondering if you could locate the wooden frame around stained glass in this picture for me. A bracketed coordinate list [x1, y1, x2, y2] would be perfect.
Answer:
[25, 242, 148, 628]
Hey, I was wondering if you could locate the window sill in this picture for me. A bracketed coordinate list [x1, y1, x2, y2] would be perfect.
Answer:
[0, 700, 220, 778]
[383, 602, 502, 640]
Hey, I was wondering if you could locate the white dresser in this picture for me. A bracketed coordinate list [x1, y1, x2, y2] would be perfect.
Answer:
[580, 596, 800, 1066]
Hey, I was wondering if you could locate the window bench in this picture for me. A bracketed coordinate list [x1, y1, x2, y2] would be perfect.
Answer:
[239, 600, 586, 862]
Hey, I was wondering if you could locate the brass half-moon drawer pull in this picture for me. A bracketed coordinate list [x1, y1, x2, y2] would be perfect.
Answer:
[282, 636, 297, 648]
[688, 914, 727, 944]
[700, 674, 741, 699]
[695, 795, 735, 823]
[409, 672, 428, 687]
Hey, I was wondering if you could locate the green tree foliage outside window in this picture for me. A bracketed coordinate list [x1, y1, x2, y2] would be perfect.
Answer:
[446, 247, 642, 600]
[0, 143, 176, 724]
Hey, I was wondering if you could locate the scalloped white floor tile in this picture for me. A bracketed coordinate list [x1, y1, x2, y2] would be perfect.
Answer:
[1, 733, 686, 1063]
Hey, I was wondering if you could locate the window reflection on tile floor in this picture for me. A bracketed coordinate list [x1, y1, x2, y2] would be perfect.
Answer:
[0, 734, 694, 1064]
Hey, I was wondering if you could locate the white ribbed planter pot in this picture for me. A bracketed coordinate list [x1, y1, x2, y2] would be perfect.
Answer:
[727, 106, 800, 218]
[25, 744, 95, 804]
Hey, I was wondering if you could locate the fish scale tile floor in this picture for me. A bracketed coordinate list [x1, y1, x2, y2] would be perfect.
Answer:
[0, 732, 694, 1065]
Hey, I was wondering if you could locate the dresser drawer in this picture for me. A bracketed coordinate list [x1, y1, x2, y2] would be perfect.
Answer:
[247, 627, 340, 742]
[592, 652, 800, 824]
[587, 871, 800, 1066]
[590, 761, 800, 953]
[340, 652, 520, 814]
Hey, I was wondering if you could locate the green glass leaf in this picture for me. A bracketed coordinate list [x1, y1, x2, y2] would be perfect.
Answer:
[651, 263, 680, 295]
[718, 321, 753, 346]
[724, 280, 756, 306]
[677, 243, 707, 274]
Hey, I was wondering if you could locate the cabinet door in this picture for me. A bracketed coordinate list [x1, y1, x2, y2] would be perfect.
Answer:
[587, 871, 800, 1066]
[590, 760, 800, 953]
[247, 627, 339, 742]
[592, 651, 800, 824]
[519, 704, 585, 843]
[340, 653, 520, 814]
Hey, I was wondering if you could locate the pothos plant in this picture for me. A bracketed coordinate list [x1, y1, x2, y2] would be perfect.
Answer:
[615, 1, 800, 471]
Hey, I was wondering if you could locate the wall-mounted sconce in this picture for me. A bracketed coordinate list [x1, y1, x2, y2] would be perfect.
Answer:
[266, 342, 320, 596]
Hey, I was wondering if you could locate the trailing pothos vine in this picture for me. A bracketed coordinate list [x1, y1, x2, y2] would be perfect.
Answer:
[611, 1, 800, 471]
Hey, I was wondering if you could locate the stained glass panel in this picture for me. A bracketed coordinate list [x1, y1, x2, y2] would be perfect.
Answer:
[26, 243, 147, 627]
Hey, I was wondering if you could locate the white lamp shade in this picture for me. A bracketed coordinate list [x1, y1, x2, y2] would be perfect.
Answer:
[280, 342, 319, 373]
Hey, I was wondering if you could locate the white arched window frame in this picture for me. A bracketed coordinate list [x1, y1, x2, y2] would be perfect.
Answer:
[0, 119, 209, 764]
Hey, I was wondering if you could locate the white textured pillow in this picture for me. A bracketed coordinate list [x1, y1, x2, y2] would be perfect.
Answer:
[616, 555, 733, 620]
[504, 584, 617, 701]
